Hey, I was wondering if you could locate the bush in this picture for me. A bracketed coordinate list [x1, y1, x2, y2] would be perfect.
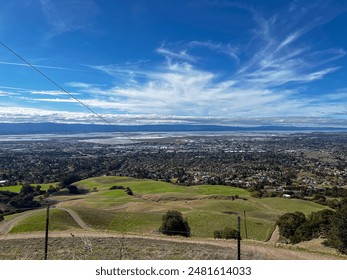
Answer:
[20, 184, 35, 195]
[109, 185, 133, 195]
[109, 185, 125, 190]
[214, 227, 239, 239]
[47, 185, 59, 195]
[125, 187, 133, 196]
[213, 230, 222, 239]
[312, 194, 326, 205]
[67, 185, 80, 194]
[60, 174, 81, 188]
[159, 210, 190, 237]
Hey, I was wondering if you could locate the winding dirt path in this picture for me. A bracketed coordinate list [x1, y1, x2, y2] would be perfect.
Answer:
[0, 209, 44, 235]
[0, 206, 90, 234]
[54, 206, 91, 230]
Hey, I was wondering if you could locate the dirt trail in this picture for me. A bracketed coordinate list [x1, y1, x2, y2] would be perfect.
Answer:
[268, 226, 280, 243]
[54, 206, 91, 230]
[0, 205, 90, 234]
[0, 209, 44, 234]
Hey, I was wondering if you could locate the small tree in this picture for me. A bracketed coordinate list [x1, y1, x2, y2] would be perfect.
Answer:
[159, 210, 190, 237]
[60, 174, 81, 188]
[20, 184, 35, 195]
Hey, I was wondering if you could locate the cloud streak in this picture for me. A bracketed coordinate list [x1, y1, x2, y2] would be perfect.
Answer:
[0, 61, 74, 71]
[2, 1, 346, 127]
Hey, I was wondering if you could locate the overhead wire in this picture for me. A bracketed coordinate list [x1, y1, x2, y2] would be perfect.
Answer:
[0, 41, 136, 143]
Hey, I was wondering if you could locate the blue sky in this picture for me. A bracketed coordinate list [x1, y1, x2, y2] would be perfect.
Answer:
[0, 0, 347, 127]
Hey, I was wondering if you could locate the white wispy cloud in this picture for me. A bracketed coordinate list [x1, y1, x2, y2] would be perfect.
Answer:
[156, 46, 196, 62]
[39, 0, 99, 36]
[3, 2, 346, 127]
[189, 41, 240, 62]
[84, 57, 347, 120]
[28, 97, 77, 103]
[275, 28, 306, 52]
[0, 85, 34, 91]
[0, 61, 73, 70]
[30, 90, 80, 96]
[66, 82, 96, 89]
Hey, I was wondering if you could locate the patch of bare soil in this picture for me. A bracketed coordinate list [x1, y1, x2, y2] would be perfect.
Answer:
[268, 226, 280, 243]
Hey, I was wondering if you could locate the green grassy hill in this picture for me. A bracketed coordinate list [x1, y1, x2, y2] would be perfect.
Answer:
[3, 176, 329, 241]
[10, 209, 81, 233]
[64, 176, 329, 240]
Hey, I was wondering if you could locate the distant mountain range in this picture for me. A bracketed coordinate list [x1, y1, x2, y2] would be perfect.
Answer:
[0, 123, 346, 135]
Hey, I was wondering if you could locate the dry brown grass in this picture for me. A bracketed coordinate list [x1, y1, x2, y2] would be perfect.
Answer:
[0, 232, 345, 260]
[0, 235, 249, 260]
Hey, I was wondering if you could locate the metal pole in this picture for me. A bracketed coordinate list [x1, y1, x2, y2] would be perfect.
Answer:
[237, 216, 241, 260]
[44, 205, 50, 260]
[244, 210, 248, 239]
[71, 233, 75, 260]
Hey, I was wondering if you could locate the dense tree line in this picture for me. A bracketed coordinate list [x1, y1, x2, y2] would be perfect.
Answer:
[276, 199, 347, 254]
[0, 185, 43, 215]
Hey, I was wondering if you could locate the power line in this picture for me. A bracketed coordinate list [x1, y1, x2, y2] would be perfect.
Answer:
[0, 41, 136, 143]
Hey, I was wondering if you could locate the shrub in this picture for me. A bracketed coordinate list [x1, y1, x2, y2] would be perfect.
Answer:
[109, 185, 133, 195]
[159, 210, 190, 237]
[214, 227, 239, 239]
[20, 184, 35, 195]
[60, 174, 81, 188]
[67, 185, 80, 194]
[125, 187, 133, 196]
[213, 230, 222, 239]
[46, 185, 59, 196]
[109, 185, 125, 190]
[312, 194, 326, 205]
